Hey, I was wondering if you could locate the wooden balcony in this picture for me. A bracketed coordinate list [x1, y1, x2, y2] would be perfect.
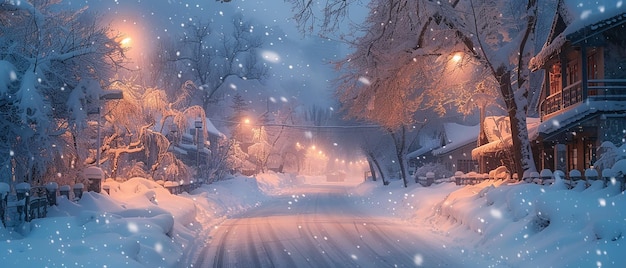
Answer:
[540, 79, 626, 119]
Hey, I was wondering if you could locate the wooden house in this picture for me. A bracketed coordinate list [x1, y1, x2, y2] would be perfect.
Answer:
[529, 0, 626, 172]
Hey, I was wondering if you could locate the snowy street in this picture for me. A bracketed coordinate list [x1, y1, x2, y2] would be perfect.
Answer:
[194, 184, 460, 267]
[3, 1, 626, 267]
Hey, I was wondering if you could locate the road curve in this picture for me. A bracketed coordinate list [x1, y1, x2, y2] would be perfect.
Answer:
[194, 184, 460, 267]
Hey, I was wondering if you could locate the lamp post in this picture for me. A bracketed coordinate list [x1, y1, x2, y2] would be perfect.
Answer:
[194, 118, 203, 178]
[95, 90, 123, 167]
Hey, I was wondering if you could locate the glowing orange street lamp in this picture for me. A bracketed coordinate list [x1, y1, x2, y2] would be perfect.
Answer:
[120, 37, 132, 48]
[452, 53, 462, 62]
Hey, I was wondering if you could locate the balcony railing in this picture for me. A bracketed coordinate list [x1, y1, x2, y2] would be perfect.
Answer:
[540, 79, 626, 119]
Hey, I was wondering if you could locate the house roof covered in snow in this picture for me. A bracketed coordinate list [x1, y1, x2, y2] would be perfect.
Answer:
[473, 101, 626, 158]
[183, 117, 226, 139]
[407, 123, 479, 159]
[529, 0, 626, 70]
[205, 117, 226, 138]
[407, 140, 439, 159]
[471, 117, 541, 158]
[432, 123, 480, 156]
[537, 101, 626, 138]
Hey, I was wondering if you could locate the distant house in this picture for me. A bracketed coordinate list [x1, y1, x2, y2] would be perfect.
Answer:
[171, 118, 225, 166]
[528, 0, 626, 172]
[433, 123, 480, 173]
[407, 139, 439, 174]
[408, 122, 479, 174]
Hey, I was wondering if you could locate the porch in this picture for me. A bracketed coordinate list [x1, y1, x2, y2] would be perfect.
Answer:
[540, 79, 626, 119]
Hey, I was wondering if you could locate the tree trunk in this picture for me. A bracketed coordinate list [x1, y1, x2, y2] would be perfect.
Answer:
[497, 66, 537, 176]
[390, 126, 408, 187]
[366, 158, 377, 181]
[371, 155, 387, 185]
[366, 150, 386, 185]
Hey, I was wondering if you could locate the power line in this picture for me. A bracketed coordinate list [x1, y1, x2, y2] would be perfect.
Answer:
[208, 118, 380, 130]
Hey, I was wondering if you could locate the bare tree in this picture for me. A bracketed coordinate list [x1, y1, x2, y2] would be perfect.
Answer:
[288, 0, 540, 176]
[172, 14, 269, 110]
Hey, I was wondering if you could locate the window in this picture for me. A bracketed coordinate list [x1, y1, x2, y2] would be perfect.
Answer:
[567, 60, 579, 86]
[549, 63, 562, 95]
[587, 51, 599, 80]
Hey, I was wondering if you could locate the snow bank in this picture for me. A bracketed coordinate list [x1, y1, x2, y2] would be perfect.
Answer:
[350, 179, 626, 267]
[193, 175, 268, 216]
[349, 180, 457, 220]
[255, 171, 305, 194]
[0, 175, 271, 267]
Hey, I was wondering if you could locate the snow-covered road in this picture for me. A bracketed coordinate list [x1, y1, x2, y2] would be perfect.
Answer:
[194, 184, 461, 267]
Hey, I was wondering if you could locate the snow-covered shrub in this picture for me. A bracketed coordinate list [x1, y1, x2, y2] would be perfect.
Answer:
[594, 141, 626, 171]
[414, 162, 453, 180]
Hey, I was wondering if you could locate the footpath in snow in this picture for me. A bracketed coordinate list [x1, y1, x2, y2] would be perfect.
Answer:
[0, 172, 624, 267]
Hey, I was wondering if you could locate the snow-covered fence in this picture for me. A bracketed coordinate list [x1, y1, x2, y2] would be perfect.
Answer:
[1, 183, 53, 227]
[539, 169, 554, 185]
[59, 185, 71, 200]
[73, 183, 84, 200]
[453, 172, 490, 185]
[161, 179, 203, 195]
[27, 186, 49, 221]
[0, 176, 205, 228]
[417, 172, 436, 186]
[45, 182, 58, 206]
[522, 167, 625, 192]
[584, 168, 599, 187]
[0, 183, 9, 227]
[568, 169, 583, 188]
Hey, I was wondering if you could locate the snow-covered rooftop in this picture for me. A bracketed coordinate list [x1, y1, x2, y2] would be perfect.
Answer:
[472, 117, 541, 158]
[564, 0, 626, 31]
[205, 117, 226, 138]
[530, 0, 626, 70]
[538, 100, 626, 136]
[407, 141, 439, 159]
[432, 123, 480, 156]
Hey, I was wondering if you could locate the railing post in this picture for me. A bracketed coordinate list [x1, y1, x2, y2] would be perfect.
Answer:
[16, 182, 30, 221]
[45, 182, 58, 206]
[73, 183, 84, 200]
[425, 172, 435, 187]
[584, 168, 599, 188]
[568, 169, 582, 189]
[540, 169, 553, 185]
[0, 183, 9, 227]
[60, 185, 71, 200]
[454, 171, 464, 186]
[530, 171, 540, 184]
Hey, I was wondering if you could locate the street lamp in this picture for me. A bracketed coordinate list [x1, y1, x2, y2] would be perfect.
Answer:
[194, 118, 202, 177]
[95, 90, 123, 167]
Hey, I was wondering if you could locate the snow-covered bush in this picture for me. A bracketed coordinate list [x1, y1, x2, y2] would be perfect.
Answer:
[594, 141, 626, 171]
[414, 162, 454, 180]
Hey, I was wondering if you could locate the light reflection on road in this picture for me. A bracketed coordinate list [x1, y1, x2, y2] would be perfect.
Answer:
[194, 183, 460, 267]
